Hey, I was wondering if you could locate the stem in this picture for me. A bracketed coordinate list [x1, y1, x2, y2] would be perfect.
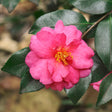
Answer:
[82, 10, 112, 38]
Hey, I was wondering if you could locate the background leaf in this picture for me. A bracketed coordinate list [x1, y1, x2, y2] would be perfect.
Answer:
[65, 74, 91, 104]
[29, 0, 40, 5]
[0, 0, 20, 12]
[86, 14, 105, 38]
[1, 47, 30, 78]
[20, 69, 44, 94]
[69, 0, 112, 15]
[91, 53, 109, 83]
[29, 9, 89, 34]
[96, 73, 112, 106]
[95, 14, 112, 71]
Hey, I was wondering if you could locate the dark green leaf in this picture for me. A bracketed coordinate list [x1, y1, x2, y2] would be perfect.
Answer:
[29, 0, 39, 5]
[1, 47, 30, 77]
[65, 74, 91, 104]
[96, 73, 112, 106]
[33, 10, 45, 19]
[86, 14, 106, 38]
[29, 9, 89, 34]
[20, 69, 44, 94]
[95, 15, 112, 71]
[85, 25, 96, 38]
[0, 0, 20, 12]
[69, 0, 112, 15]
[91, 53, 109, 83]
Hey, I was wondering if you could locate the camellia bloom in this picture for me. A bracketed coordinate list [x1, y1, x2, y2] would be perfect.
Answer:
[91, 71, 112, 91]
[25, 20, 94, 91]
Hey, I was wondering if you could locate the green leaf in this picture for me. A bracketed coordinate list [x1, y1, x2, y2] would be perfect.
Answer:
[33, 10, 45, 19]
[1, 47, 30, 78]
[96, 73, 112, 106]
[86, 14, 105, 38]
[69, 0, 112, 15]
[95, 15, 112, 71]
[29, 0, 39, 5]
[20, 69, 44, 94]
[29, 9, 89, 34]
[91, 53, 109, 83]
[0, 0, 20, 12]
[65, 74, 91, 104]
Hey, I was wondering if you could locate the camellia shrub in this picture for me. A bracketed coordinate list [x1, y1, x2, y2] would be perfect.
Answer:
[1, 0, 112, 106]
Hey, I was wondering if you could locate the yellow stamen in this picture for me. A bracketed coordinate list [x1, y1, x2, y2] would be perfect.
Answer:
[55, 48, 73, 65]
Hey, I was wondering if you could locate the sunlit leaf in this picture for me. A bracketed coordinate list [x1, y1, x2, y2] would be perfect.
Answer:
[29, 9, 89, 34]
[69, 0, 112, 14]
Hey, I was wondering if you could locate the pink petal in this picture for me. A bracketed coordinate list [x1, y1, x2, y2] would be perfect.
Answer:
[64, 25, 82, 45]
[47, 59, 55, 74]
[93, 84, 100, 91]
[64, 66, 80, 84]
[55, 33, 66, 47]
[45, 82, 64, 91]
[64, 82, 74, 89]
[52, 63, 69, 82]
[90, 80, 102, 91]
[29, 34, 54, 58]
[30, 31, 66, 58]
[55, 20, 82, 45]
[71, 40, 94, 69]
[30, 59, 53, 84]
[80, 69, 91, 78]
[54, 20, 64, 33]
[25, 51, 39, 67]
[41, 27, 55, 34]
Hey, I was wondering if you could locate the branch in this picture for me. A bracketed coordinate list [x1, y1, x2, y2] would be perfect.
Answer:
[82, 10, 112, 38]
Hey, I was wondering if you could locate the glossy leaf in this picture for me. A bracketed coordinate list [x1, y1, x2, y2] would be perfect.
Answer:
[65, 74, 91, 104]
[1, 47, 30, 78]
[0, 0, 20, 12]
[96, 73, 112, 106]
[91, 53, 109, 83]
[20, 69, 44, 94]
[95, 15, 112, 71]
[29, 9, 89, 34]
[69, 0, 112, 15]
[86, 14, 105, 38]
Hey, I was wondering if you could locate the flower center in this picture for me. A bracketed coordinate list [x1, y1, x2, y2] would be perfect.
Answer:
[55, 48, 73, 65]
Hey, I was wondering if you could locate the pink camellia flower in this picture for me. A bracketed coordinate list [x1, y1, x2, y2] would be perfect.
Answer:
[91, 71, 112, 91]
[25, 20, 94, 91]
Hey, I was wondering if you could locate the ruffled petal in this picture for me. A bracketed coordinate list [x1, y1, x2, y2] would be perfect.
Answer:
[30, 59, 53, 84]
[55, 33, 66, 47]
[64, 25, 82, 45]
[45, 82, 64, 91]
[64, 66, 80, 84]
[64, 82, 74, 89]
[29, 34, 54, 58]
[54, 20, 82, 45]
[71, 40, 94, 69]
[80, 69, 91, 78]
[30, 31, 66, 58]
[41, 27, 55, 34]
[25, 51, 39, 67]
[52, 63, 69, 82]
[54, 20, 64, 33]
